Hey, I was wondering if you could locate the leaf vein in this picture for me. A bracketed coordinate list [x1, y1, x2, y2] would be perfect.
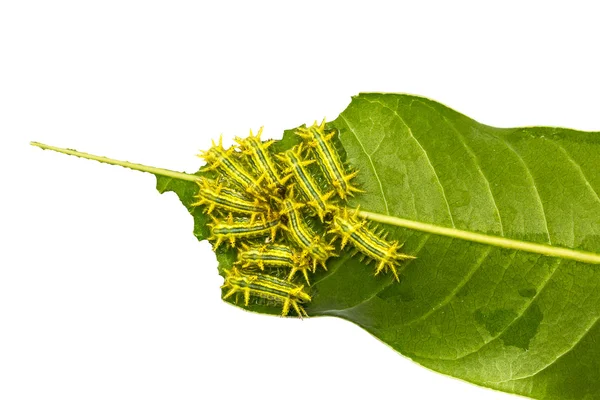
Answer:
[547, 137, 600, 204]
[322, 233, 431, 314]
[450, 256, 562, 361]
[339, 113, 390, 215]
[498, 139, 552, 244]
[369, 131, 387, 157]
[404, 246, 493, 326]
[417, 99, 504, 236]
[493, 309, 600, 385]
[365, 98, 456, 227]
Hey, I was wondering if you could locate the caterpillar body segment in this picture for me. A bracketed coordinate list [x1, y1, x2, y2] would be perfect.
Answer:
[295, 121, 362, 199]
[329, 208, 414, 281]
[236, 243, 294, 270]
[221, 267, 311, 317]
[235, 127, 285, 191]
[277, 196, 335, 271]
[277, 145, 338, 222]
[235, 243, 313, 284]
[192, 179, 269, 221]
[198, 135, 266, 200]
[208, 213, 280, 249]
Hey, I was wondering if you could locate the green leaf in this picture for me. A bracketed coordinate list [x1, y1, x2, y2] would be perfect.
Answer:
[318, 93, 600, 400]
[31, 93, 600, 399]
[158, 94, 600, 398]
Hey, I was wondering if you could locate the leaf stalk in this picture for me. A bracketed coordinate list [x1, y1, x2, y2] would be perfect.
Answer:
[30, 141, 199, 183]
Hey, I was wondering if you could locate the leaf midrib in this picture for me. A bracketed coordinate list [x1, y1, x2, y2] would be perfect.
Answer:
[31, 140, 600, 264]
[340, 98, 600, 263]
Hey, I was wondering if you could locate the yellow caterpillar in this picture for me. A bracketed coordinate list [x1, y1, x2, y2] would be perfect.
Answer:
[235, 243, 313, 284]
[192, 178, 269, 222]
[208, 213, 280, 249]
[278, 144, 338, 222]
[277, 193, 335, 271]
[221, 267, 311, 317]
[295, 121, 361, 199]
[199, 136, 266, 200]
[329, 208, 414, 280]
[235, 127, 285, 192]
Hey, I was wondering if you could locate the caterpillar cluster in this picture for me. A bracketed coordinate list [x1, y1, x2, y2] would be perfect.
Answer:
[194, 121, 413, 317]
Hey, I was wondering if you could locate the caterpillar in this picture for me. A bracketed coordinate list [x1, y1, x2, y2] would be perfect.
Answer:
[329, 208, 414, 281]
[198, 136, 266, 200]
[295, 121, 361, 199]
[221, 267, 311, 317]
[277, 144, 338, 222]
[198, 124, 413, 315]
[235, 243, 313, 284]
[192, 178, 269, 221]
[208, 213, 280, 249]
[235, 127, 285, 191]
[277, 194, 335, 271]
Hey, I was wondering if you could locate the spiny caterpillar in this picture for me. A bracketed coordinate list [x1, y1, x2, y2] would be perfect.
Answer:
[199, 136, 266, 200]
[196, 122, 413, 317]
[277, 144, 337, 222]
[192, 178, 268, 221]
[277, 192, 334, 271]
[208, 213, 280, 249]
[295, 120, 362, 199]
[235, 127, 285, 192]
[329, 208, 415, 281]
[235, 243, 312, 284]
[222, 267, 311, 317]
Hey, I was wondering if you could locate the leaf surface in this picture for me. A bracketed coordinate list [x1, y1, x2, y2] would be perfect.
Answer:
[324, 93, 600, 399]
[157, 94, 600, 399]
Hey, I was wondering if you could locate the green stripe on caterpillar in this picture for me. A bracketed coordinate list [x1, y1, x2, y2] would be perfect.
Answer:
[329, 208, 414, 280]
[198, 135, 266, 200]
[221, 267, 311, 317]
[296, 121, 362, 200]
[235, 243, 313, 284]
[277, 193, 335, 270]
[192, 178, 270, 221]
[277, 144, 338, 222]
[235, 127, 285, 191]
[208, 213, 280, 249]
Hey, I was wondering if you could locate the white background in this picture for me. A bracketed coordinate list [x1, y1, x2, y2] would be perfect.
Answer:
[1, 1, 599, 399]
